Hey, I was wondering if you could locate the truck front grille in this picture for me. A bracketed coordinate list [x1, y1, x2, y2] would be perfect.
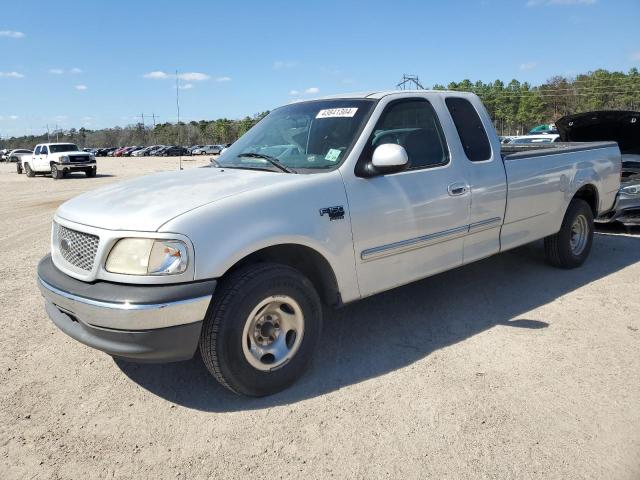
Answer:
[54, 223, 99, 271]
[68, 155, 91, 163]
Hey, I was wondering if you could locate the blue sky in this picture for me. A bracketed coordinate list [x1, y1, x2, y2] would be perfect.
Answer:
[1, 0, 639, 137]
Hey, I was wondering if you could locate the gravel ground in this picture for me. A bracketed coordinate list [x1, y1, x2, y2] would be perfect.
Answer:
[0, 157, 639, 480]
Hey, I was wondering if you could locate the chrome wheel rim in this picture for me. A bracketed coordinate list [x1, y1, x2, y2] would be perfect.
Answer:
[241, 295, 305, 371]
[569, 214, 589, 255]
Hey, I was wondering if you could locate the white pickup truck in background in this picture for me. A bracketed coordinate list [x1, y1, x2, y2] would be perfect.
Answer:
[22, 143, 97, 179]
[37, 90, 621, 396]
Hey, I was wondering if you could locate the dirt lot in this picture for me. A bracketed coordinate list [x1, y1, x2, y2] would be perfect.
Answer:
[0, 156, 638, 479]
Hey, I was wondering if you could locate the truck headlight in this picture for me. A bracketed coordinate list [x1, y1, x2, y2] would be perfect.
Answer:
[620, 185, 640, 196]
[105, 238, 189, 275]
[60, 155, 70, 164]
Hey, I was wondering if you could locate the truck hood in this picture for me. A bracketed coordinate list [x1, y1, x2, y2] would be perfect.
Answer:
[56, 167, 299, 231]
[556, 111, 640, 155]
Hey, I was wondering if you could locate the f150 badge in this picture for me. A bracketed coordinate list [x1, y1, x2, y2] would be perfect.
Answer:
[319, 206, 345, 221]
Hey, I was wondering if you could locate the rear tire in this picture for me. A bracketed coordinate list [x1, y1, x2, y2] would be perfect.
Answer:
[199, 263, 322, 397]
[16, 163, 23, 174]
[24, 163, 35, 177]
[544, 198, 594, 269]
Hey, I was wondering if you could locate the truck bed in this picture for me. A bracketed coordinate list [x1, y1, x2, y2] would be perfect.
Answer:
[501, 141, 619, 160]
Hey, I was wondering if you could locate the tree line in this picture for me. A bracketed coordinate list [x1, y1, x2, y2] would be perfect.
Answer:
[2, 68, 639, 150]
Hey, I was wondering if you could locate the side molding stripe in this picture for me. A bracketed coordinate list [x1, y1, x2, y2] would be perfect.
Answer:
[360, 217, 502, 262]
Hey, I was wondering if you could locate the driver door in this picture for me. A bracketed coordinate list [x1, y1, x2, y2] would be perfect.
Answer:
[343, 97, 471, 297]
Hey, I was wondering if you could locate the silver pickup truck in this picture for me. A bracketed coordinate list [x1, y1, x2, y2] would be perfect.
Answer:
[37, 91, 621, 396]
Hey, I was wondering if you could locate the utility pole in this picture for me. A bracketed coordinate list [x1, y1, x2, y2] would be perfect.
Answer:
[46, 124, 50, 142]
[55, 124, 59, 142]
[176, 69, 182, 170]
[397, 74, 425, 90]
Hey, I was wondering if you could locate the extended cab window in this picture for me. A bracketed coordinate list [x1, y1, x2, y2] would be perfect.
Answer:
[445, 97, 492, 162]
[366, 99, 449, 170]
[41, 145, 49, 154]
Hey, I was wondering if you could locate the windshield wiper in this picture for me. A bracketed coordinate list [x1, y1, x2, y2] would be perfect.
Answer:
[237, 153, 297, 173]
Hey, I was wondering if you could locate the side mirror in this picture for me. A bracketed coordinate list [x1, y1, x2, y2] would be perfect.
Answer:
[371, 143, 409, 174]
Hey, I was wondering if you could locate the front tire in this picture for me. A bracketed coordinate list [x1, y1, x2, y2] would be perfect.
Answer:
[544, 198, 594, 269]
[199, 263, 322, 397]
[85, 167, 97, 177]
[51, 164, 64, 180]
[24, 163, 35, 177]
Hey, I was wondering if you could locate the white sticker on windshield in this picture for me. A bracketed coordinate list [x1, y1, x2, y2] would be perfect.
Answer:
[316, 107, 358, 119]
[325, 149, 342, 162]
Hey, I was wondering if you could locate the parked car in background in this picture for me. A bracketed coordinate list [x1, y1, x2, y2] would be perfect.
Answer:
[113, 147, 128, 157]
[22, 143, 96, 179]
[0, 148, 10, 161]
[161, 146, 190, 156]
[557, 110, 640, 225]
[130, 147, 150, 157]
[9, 149, 33, 173]
[508, 134, 560, 144]
[192, 144, 223, 155]
[188, 145, 204, 154]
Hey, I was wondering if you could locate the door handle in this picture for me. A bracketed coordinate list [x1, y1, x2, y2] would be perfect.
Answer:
[447, 182, 469, 196]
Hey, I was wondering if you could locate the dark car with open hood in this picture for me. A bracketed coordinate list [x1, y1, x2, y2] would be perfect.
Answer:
[557, 111, 640, 225]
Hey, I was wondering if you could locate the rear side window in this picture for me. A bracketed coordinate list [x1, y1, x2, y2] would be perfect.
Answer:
[41, 145, 49, 154]
[34, 146, 41, 155]
[445, 97, 492, 162]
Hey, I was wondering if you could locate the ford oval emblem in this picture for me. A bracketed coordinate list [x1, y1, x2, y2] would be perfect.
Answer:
[60, 238, 72, 252]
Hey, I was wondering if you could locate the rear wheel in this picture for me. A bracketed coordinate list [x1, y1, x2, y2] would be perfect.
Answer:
[16, 163, 23, 174]
[199, 263, 322, 397]
[24, 163, 35, 177]
[544, 198, 594, 269]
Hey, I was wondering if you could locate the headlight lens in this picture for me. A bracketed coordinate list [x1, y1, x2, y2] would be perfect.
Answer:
[105, 238, 188, 275]
[60, 155, 69, 163]
[621, 184, 640, 196]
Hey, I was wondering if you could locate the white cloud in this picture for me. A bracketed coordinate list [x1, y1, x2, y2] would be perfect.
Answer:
[178, 72, 210, 81]
[631, 52, 640, 62]
[520, 61, 538, 70]
[70, 67, 82, 74]
[48, 68, 64, 75]
[0, 30, 25, 38]
[144, 71, 170, 79]
[82, 116, 93, 121]
[9, 115, 18, 120]
[54, 115, 68, 121]
[304, 87, 320, 94]
[273, 60, 296, 70]
[178, 83, 193, 90]
[0, 71, 24, 78]
[527, 0, 595, 6]
[216, 76, 231, 82]
[75, 84, 88, 91]
[289, 89, 300, 95]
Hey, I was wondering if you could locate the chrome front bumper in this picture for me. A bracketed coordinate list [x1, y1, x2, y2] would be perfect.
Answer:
[38, 277, 212, 331]
[37, 254, 216, 362]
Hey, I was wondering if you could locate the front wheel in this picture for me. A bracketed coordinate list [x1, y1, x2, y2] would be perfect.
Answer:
[24, 163, 35, 177]
[85, 167, 97, 177]
[51, 164, 64, 180]
[544, 198, 594, 269]
[199, 263, 322, 397]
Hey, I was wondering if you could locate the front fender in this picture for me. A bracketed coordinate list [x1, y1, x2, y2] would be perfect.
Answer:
[159, 170, 361, 303]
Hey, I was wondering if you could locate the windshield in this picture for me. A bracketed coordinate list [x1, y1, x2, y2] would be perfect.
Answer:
[49, 144, 79, 153]
[216, 99, 375, 173]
